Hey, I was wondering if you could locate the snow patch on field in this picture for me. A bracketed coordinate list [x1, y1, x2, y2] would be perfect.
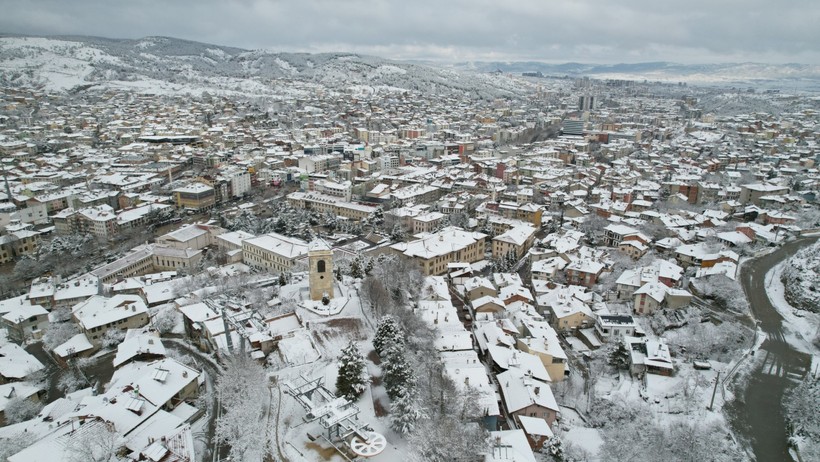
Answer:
[563, 427, 603, 460]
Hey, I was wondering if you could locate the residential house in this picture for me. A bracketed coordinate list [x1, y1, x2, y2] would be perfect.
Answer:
[487, 345, 551, 383]
[0, 343, 45, 384]
[625, 336, 674, 376]
[72, 295, 150, 346]
[537, 285, 594, 331]
[486, 429, 537, 462]
[463, 276, 498, 302]
[473, 295, 506, 315]
[1, 298, 49, 343]
[595, 314, 639, 341]
[564, 258, 605, 287]
[516, 415, 554, 451]
[497, 366, 559, 426]
[530, 256, 567, 280]
[515, 323, 568, 383]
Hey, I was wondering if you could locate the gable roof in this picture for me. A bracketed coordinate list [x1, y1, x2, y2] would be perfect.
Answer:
[497, 367, 558, 413]
[487, 345, 550, 383]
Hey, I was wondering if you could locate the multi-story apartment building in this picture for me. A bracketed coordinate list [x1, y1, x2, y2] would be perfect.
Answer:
[286, 191, 377, 222]
[389, 226, 487, 276]
[173, 182, 216, 210]
[492, 225, 538, 260]
[0, 230, 41, 264]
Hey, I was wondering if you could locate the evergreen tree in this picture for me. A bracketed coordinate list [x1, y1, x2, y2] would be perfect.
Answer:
[371, 206, 385, 228]
[381, 344, 414, 400]
[390, 223, 407, 241]
[505, 250, 518, 270]
[350, 256, 365, 279]
[373, 315, 403, 356]
[389, 387, 427, 435]
[335, 341, 369, 402]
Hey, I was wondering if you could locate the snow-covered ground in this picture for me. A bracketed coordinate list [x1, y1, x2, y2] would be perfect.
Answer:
[765, 261, 820, 461]
[780, 241, 820, 313]
[263, 277, 409, 462]
[556, 407, 603, 461]
[765, 262, 820, 357]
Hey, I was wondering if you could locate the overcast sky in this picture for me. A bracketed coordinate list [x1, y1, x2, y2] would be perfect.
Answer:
[1, 0, 819, 64]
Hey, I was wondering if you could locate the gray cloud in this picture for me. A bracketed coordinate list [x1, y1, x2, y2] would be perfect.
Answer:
[1, 0, 818, 64]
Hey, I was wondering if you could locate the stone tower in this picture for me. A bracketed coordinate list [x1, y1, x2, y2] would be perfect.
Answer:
[308, 239, 334, 301]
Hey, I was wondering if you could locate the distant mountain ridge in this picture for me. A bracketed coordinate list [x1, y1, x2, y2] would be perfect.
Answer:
[449, 60, 820, 89]
[1, 33, 819, 96]
[0, 34, 531, 98]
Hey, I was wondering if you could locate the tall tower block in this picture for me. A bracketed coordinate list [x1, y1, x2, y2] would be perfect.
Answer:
[308, 239, 334, 301]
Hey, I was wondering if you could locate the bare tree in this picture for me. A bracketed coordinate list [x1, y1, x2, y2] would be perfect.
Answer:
[360, 277, 392, 317]
[42, 321, 79, 351]
[64, 420, 121, 462]
[214, 353, 271, 461]
[3, 397, 43, 424]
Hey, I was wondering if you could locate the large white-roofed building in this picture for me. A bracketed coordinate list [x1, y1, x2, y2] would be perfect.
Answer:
[242, 232, 309, 273]
[389, 226, 487, 275]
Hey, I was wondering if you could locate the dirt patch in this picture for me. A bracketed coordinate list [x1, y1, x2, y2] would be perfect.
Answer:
[304, 441, 341, 460]
[370, 375, 382, 387]
[309, 317, 367, 350]
[367, 349, 381, 365]
[312, 318, 367, 340]
[372, 392, 389, 417]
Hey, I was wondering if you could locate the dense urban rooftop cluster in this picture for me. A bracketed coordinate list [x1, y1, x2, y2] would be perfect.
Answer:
[0, 62, 819, 462]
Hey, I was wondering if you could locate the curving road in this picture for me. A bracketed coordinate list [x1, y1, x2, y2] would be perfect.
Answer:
[730, 236, 818, 462]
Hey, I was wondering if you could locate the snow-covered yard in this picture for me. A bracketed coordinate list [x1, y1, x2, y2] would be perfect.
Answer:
[262, 277, 411, 462]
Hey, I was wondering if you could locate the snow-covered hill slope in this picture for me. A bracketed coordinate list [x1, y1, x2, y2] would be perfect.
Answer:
[0, 34, 532, 98]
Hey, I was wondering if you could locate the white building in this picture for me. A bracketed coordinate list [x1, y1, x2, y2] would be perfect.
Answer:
[229, 170, 252, 198]
[242, 233, 309, 273]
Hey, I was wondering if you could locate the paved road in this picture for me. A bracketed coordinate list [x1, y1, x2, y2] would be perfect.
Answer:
[163, 340, 228, 462]
[729, 236, 818, 462]
[25, 342, 66, 400]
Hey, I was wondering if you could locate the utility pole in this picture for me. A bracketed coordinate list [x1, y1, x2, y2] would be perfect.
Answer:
[709, 371, 721, 411]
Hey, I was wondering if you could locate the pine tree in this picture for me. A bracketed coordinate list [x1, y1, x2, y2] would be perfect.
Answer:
[390, 223, 406, 241]
[335, 341, 369, 402]
[350, 256, 365, 279]
[381, 344, 414, 400]
[373, 315, 403, 356]
[370, 206, 385, 228]
[390, 387, 427, 435]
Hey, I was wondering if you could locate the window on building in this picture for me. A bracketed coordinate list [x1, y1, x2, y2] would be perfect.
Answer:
[317, 260, 326, 273]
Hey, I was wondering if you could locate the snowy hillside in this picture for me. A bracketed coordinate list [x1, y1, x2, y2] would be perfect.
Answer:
[781, 241, 820, 313]
[0, 34, 532, 98]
